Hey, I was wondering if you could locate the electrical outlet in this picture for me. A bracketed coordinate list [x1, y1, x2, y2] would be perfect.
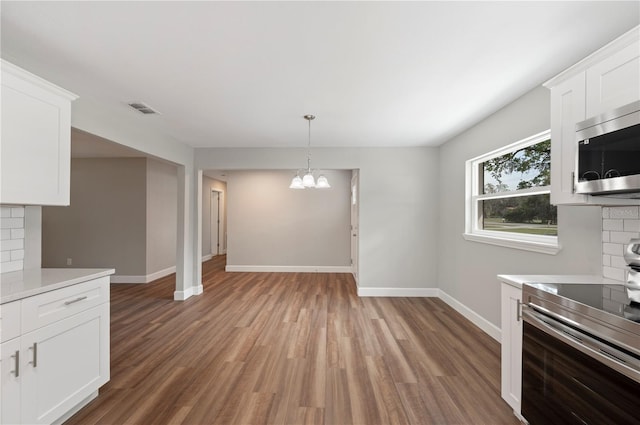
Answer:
[66, 258, 72, 266]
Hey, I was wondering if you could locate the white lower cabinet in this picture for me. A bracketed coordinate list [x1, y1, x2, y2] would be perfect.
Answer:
[500, 282, 522, 415]
[0, 278, 110, 425]
[1, 338, 22, 424]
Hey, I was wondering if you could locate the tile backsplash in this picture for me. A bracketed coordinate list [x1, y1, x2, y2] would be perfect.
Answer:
[602, 206, 640, 284]
[1, 206, 25, 273]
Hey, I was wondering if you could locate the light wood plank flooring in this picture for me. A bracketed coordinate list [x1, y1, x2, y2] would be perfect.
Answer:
[66, 256, 519, 425]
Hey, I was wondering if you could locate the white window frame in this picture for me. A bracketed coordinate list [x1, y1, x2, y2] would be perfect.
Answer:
[463, 130, 560, 255]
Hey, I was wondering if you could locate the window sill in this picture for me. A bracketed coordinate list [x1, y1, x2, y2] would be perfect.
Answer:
[462, 232, 561, 255]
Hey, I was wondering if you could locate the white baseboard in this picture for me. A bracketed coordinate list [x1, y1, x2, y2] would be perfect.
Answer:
[202, 254, 213, 262]
[438, 290, 501, 342]
[355, 286, 501, 342]
[193, 284, 204, 296]
[357, 287, 439, 297]
[173, 287, 193, 301]
[225, 265, 352, 273]
[110, 266, 176, 284]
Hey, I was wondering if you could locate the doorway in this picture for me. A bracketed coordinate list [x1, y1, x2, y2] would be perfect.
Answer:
[211, 190, 222, 256]
[350, 170, 359, 283]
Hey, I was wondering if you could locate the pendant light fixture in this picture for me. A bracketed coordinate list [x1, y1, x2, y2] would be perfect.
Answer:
[290, 114, 330, 189]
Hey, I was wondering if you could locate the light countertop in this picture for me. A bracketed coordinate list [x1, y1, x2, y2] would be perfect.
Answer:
[1, 268, 115, 304]
[497, 274, 604, 289]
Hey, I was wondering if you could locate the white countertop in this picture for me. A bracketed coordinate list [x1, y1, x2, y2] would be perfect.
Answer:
[1, 268, 115, 304]
[497, 274, 604, 289]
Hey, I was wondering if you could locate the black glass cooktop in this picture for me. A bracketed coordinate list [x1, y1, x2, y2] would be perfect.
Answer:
[528, 283, 640, 323]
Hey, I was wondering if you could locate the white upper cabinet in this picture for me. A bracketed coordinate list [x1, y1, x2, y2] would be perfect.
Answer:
[1, 60, 78, 206]
[545, 26, 640, 206]
[586, 41, 640, 118]
[549, 72, 587, 205]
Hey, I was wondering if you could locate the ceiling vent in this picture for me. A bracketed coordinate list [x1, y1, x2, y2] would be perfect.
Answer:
[127, 101, 160, 115]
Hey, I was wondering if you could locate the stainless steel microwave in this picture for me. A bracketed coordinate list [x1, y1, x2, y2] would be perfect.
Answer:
[575, 100, 640, 198]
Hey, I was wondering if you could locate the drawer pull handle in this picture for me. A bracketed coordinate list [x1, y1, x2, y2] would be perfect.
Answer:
[29, 343, 38, 368]
[64, 296, 88, 306]
[11, 350, 19, 377]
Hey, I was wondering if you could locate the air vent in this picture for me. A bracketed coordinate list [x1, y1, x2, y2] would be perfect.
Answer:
[127, 101, 160, 115]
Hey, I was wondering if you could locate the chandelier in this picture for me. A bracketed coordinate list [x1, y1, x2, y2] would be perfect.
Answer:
[289, 114, 330, 189]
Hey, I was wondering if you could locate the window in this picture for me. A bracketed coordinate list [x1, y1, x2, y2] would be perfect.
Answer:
[464, 130, 559, 254]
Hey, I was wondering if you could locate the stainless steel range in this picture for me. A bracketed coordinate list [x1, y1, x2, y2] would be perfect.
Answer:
[521, 281, 640, 425]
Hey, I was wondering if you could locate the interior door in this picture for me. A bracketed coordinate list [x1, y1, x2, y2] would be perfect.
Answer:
[211, 191, 220, 256]
[350, 171, 359, 282]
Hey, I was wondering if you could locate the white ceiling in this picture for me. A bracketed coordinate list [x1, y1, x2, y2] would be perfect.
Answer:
[1, 2, 639, 149]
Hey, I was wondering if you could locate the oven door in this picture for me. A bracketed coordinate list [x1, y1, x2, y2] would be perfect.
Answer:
[522, 307, 640, 425]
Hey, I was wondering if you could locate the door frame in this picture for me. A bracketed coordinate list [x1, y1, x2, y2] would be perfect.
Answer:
[210, 189, 222, 256]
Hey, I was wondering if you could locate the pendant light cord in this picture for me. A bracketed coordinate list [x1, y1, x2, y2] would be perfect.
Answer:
[304, 114, 315, 173]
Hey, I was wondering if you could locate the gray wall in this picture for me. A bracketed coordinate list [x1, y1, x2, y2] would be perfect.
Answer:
[201, 176, 227, 257]
[226, 170, 351, 267]
[43, 157, 178, 278]
[194, 147, 439, 289]
[42, 158, 148, 275]
[437, 86, 602, 327]
[146, 158, 178, 274]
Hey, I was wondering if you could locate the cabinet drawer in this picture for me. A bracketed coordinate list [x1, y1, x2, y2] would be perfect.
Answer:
[0, 301, 21, 343]
[21, 277, 109, 333]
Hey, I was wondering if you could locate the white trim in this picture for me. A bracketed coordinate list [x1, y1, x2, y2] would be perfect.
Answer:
[225, 265, 352, 273]
[2, 59, 79, 100]
[52, 390, 98, 425]
[201, 254, 213, 262]
[193, 284, 204, 296]
[357, 287, 439, 297]
[438, 290, 502, 342]
[110, 266, 176, 284]
[465, 129, 559, 253]
[173, 287, 194, 301]
[463, 232, 561, 255]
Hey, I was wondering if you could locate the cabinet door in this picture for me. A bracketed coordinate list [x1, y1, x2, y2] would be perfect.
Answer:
[549, 72, 587, 205]
[0, 61, 76, 206]
[500, 283, 522, 414]
[20, 303, 109, 425]
[586, 40, 640, 118]
[1, 338, 22, 425]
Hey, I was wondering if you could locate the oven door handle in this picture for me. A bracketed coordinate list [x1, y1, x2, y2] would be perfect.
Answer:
[522, 307, 640, 383]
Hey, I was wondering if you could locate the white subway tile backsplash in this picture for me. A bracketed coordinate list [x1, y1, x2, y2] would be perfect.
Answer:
[603, 219, 624, 231]
[610, 231, 639, 244]
[603, 266, 625, 281]
[10, 207, 24, 218]
[611, 255, 628, 269]
[609, 206, 639, 220]
[623, 219, 640, 233]
[0, 205, 25, 273]
[603, 242, 623, 256]
[10, 250, 24, 261]
[603, 207, 640, 285]
[0, 239, 24, 252]
[0, 218, 24, 229]
[0, 261, 23, 273]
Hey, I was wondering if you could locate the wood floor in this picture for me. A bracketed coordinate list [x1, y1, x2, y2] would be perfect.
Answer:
[66, 256, 519, 425]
